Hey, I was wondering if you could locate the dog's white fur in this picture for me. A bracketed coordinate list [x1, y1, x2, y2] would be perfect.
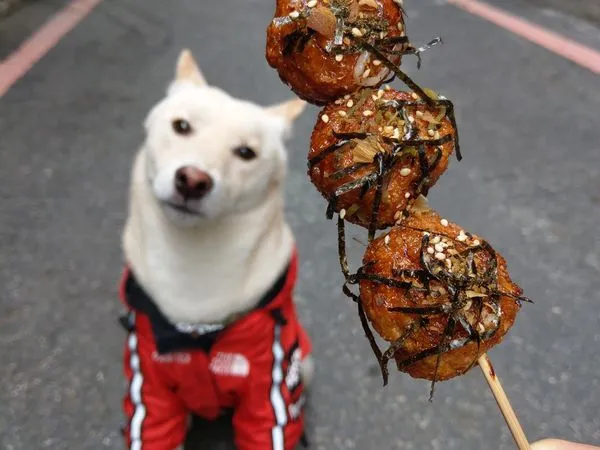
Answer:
[123, 50, 307, 327]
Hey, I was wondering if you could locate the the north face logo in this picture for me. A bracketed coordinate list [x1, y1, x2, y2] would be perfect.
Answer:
[209, 352, 250, 377]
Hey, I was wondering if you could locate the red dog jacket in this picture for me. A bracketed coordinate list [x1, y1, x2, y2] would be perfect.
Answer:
[119, 253, 311, 450]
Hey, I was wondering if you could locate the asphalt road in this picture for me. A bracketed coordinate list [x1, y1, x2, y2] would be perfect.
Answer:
[1, 0, 600, 449]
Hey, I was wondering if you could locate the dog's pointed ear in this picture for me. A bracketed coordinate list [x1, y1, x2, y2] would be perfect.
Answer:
[266, 98, 307, 123]
[175, 49, 207, 86]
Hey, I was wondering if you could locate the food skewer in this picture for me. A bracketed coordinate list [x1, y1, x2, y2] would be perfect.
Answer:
[265, 0, 532, 448]
[478, 354, 532, 450]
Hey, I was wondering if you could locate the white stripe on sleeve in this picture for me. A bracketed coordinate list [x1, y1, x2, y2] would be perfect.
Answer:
[270, 324, 287, 450]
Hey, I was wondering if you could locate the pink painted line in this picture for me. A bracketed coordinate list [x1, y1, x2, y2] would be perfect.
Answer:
[0, 0, 103, 97]
[448, 0, 600, 74]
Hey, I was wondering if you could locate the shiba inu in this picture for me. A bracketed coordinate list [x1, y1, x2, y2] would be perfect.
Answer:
[119, 49, 312, 450]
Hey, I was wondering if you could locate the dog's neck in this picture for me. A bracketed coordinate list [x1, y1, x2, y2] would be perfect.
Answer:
[123, 151, 294, 324]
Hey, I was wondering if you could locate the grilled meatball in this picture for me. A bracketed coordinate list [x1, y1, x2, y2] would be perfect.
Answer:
[266, 0, 408, 105]
[308, 88, 456, 230]
[359, 198, 524, 381]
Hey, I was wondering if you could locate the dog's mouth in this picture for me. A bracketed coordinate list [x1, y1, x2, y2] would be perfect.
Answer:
[163, 201, 204, 217]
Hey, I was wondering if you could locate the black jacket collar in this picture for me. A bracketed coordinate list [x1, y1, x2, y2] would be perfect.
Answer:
[122, 263, 290, 354]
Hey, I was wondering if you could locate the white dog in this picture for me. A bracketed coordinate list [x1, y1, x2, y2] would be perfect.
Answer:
[119, 49, 312, 450]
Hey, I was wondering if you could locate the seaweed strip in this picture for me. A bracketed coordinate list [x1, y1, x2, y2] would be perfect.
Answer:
[333, 131, 369, 140]
[326, 197, 337, 220]
[388, 305, 451, 315]
[309, 139, 353, 168]
[329, 162, 370, 180]
[435, 99, 462, 160]
[396, 330, 472, 371]
[368, 153, 385, 241]
[357, 40, 436, 107]
[357, 301, 387, 385]
[355, 273, 412, 290]
[380, 319, 422, 385]
[375, 35, 410, 46]
[337, 215, 350, 279]
[334, 171, 379, 197]
[429, 316, 457, 400]
[342, 283, 360, 302]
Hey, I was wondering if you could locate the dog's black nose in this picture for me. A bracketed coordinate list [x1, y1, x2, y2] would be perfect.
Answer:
[174, 166, 213, 200]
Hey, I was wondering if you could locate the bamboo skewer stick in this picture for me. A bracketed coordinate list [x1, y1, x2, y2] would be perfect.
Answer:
[478, 354, 531, 450]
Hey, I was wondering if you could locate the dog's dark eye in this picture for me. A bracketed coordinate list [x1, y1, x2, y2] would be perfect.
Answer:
[233, 146, 257, 161]
[172, 119, 193, 135]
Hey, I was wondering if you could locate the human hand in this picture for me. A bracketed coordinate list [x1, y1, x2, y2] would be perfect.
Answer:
[532, 439, 600, 450]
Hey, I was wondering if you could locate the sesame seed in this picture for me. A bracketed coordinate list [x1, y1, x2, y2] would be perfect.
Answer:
[435, 243, 444, 252]
[473, 239, 481, 246]
[371, 94, 378, 101]
[404, 192, 411, 199]
[445, 259, 452, 269]
[321, 114, 329, 123]
[428, 129, 435, 137]
[307, 0, 318, 7]
[384, 85, 391, 91]
[416, 111, 424, 118]
[362, 68, 371, 78]
[435, 252, 446, 261]
[411, 92, 419, 100]
[400, 167, 411, 176]
[334, 99, 343, 105]
[439, 287, 447, 295]
[351, 27, 363, 37]
[384, 125, 394, 134]
[373, 59, 382, 66]
[427, 247, 435, 255]
[392, 128, 400, 140]
[346, 100, 354, 108]
[340, 209, 346, 220]
[384, 235, 391, 245]
[335, 54, 344, 62]
[440, 219, 449, 226]
[289, 10, 300, 18]
[380, 31, 387, 39]
[343, 37, 351, 45]
[397, 22, 404, 30]
[394, 211, 401, 220]
[338, 110, 347, 117]
[344, 94, 351, 100]
[377, 89, 385, 98]
[408, 116, 415, 123]
[363, 110, 374, 117]
[378, 126, 383, 132]
[431, 236, 441, 244]
[456, 234, 467, 242]
[434, 131, 440, 139]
